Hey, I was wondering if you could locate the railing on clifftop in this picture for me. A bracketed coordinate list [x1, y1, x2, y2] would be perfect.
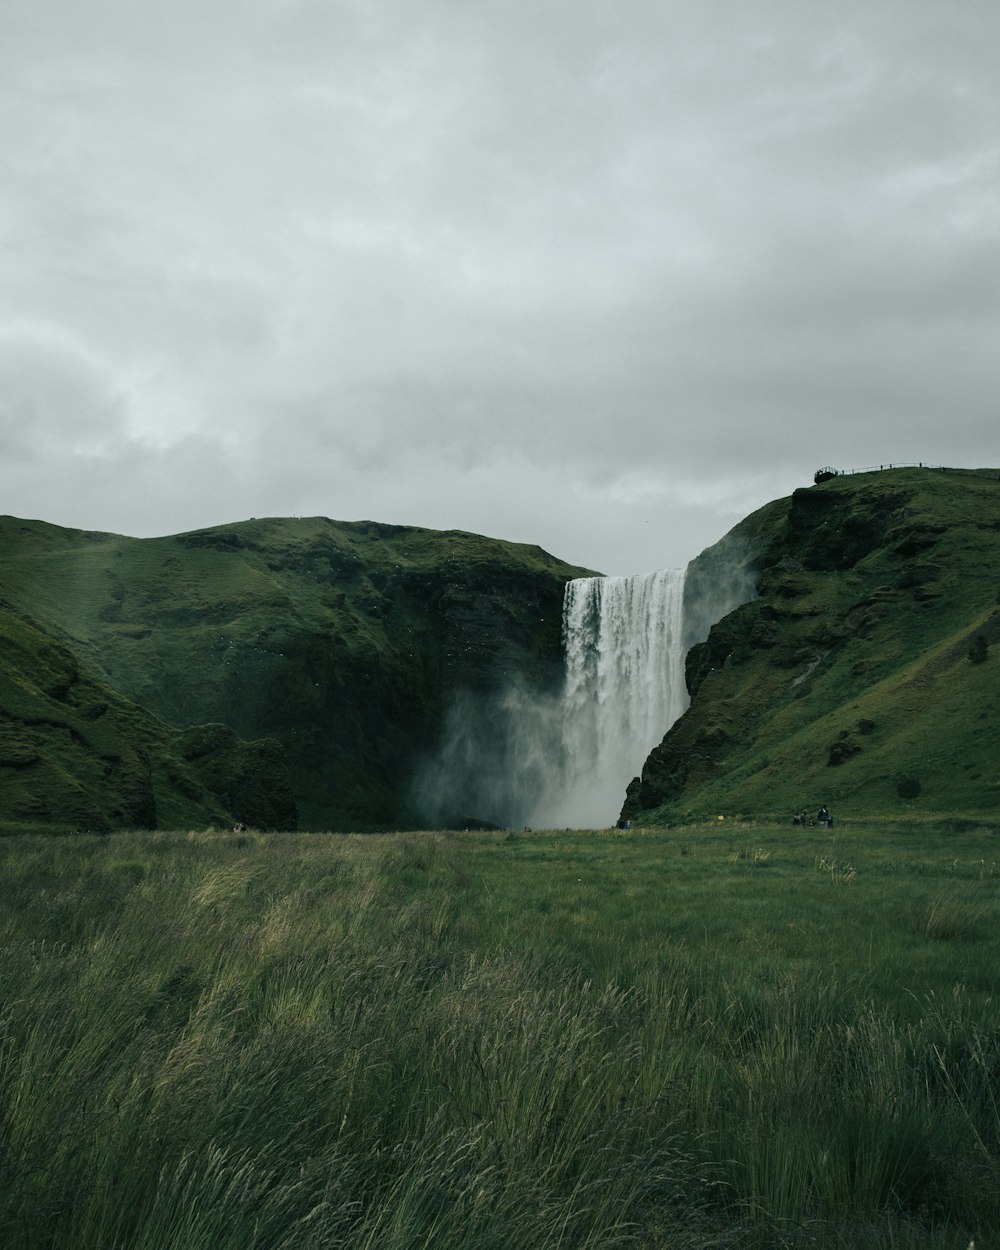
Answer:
[814, 462, 958, 484]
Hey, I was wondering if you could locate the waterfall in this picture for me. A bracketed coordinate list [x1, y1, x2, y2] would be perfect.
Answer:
[413, 567, 699, 831]
[526, 569, 688, 829]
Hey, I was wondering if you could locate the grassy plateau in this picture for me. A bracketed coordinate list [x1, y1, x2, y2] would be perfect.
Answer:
[1, 820, 997, 1249]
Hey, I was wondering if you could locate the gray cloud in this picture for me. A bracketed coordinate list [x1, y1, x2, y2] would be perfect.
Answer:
[2, 0, 998, 573]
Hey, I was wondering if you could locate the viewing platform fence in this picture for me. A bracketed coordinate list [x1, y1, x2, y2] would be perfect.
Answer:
[815, 463, 999, 482]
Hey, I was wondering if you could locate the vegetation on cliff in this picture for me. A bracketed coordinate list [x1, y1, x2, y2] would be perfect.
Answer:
[0, 516, 592, 832]
[625, 467, 1000, 825]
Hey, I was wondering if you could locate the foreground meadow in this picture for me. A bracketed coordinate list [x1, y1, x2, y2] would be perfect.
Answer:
[1, 821, 997, 1249]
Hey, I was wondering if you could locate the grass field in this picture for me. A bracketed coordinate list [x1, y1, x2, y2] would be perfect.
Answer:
[1, 821, 997, 1248]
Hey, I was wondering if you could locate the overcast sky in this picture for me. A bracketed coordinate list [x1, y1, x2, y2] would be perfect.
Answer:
[2, 1, 998, 575]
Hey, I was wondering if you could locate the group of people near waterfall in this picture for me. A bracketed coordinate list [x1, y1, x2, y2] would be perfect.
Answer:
[793, 805, 834, 828]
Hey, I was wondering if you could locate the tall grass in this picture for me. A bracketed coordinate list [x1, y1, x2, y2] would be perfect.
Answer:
[0, 826, 997, 1248]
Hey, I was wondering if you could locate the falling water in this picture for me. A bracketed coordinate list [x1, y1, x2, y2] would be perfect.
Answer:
[414, 560, 745, 832]
[527, 569, 688, 828]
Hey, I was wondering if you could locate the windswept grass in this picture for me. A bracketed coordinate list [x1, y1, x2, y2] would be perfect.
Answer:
[924, 887, 990, 941]
[0, 822, 997, 1248]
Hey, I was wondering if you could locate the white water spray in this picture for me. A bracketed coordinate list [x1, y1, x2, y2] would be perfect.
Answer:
[414, 567, 693, 830]
[528, 569, 688, 828]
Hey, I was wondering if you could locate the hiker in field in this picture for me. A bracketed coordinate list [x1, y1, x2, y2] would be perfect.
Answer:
[817, 805, 830, 827]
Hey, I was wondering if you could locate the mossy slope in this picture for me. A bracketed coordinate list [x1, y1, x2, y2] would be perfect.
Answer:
[625, 468, 1000, 823]
[0, 516, 591, 830]
[0, 602, 295, 834]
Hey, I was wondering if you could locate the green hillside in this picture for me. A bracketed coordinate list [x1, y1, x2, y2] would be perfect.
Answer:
[625, 466, 1000, 825]
[0, 601, 296, 834]
[6, 468, 999, 835]
[0, 516, 592, 832]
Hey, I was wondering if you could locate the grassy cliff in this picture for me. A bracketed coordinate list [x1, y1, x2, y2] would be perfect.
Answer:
[625, 467, 1000, 825]
[0, 516, 592, 832]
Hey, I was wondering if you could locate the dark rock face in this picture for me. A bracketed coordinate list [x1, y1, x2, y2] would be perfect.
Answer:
[783, 484, 908, 570]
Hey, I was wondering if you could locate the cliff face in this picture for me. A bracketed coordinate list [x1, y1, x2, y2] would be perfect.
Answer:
[624, 468, 1000, 823]
[0, 516, 592, 832]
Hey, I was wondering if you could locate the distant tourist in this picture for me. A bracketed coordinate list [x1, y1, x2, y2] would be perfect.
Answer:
[817, 805, 831, 827]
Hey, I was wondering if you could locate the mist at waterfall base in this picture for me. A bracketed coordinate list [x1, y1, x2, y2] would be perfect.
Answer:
[413, 559, 754, 830]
